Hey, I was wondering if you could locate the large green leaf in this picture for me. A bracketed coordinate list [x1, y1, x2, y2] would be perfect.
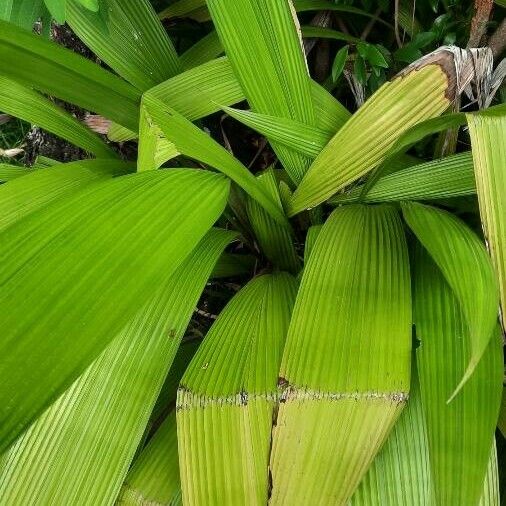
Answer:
[413, 246, 503, 506]
[180, 31, 224, 70]
[0, 0, 49, 32]
[207, 0, 315, 184]
[67, 0, 181, 91]
[402, 202, 499, 394]
[0, 169, 229, 452]
[0, 75, 116, 158]
[0, 20, 140, 130]
[330, 152, 475, 204]
[288, 49, 461, 215]
[177, 272, 298, 504]
[0, 164, 39, 183]
[0, 229, 234, 505]
[270, 205, 411, 504]
[467, 108, 506, 331]
[140, 95, 286, 225]
[0, 159, 133, 232]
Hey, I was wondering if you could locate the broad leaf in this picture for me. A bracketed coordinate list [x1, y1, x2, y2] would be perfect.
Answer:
[289, 49, 464, 215]
[271, 205, 411, 504]
[413, 246, 503, 505]
[467, 108, 506, 331]
[180, 31, 224, 70]
[0, 169, 229, 452]
[67, 0, 181, 91]
[177, 272, 298, 504]
[0, 20, 140, 130]
[402, 202, 499, 394]
[0, 229, 234, 504]
[0, 75, 116, 159]
[0, 164, 38, 182]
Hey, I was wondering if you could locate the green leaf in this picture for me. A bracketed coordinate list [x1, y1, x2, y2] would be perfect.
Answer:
[211, 253, 255, 278]
[303, 224, 322, 264]
[177, 272, 298, 504]
[351, 364, 433, 505]
[207, 0, 316, 184]
[0, 20, 140, 131]
[499, 389, 506, 438]
[302, 26, 360, 44]
[158, 0, 206, 19]
[180, 31, 224, 70]
[354, 55, 367, 85]
[0, 159, 133, 232]
[395, 45, 423, 64]
[0, 169, 230, 452]
[357, 42, 388, 68]
[0, 229, 235, 504]
[330, 152, 475, 204]
[402, 202, 499, 395]
[141, 95, 287, 225]
[246, 168, 300, 273]
[467, 108, 506, 331]
[44, 0, 66, 23]
[271, 205, 411, 504]
[0, 75, 117, 159]
[289, 50, 457, 216]
[118, 411, 182, 506]
[0, 0, 48, 32]
[66, 0, 181, 91]
[77, 0, 98, 11]
[0, 164, 39, 183]
[413, 246, 503, 505]
[332, 45, 349, 82]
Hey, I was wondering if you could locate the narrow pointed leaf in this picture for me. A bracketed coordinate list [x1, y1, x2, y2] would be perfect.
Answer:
[413, 246, 503, 505]
[303, 224, 322, 264]
[467, 108, 506, 331]
[331, 152, 475, 204]
[0, 230, 234, 504]
[177, 273, 298, 505]
[270, 205, 411, 504]
[402, 202, 499, 392]
[289, 48, 463, 215]
[180, 31, 224, 70]
[0, 75, 117, 158]
[351, 365, 433, 505]
[0, 159, 133, 232]
[0, 169, 229, 451]
[141, 95, 286, 225]
[207, 0, 316, 183]
[118, 411, 182, 506]
[0, 20, 140, 130]
[246, 169, 300, 273]
[67, 0, 181, 91]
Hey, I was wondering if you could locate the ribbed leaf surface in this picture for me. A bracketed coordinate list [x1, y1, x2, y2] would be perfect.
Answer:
[0, 230, 234, 505]
[270, 205, 411, 504]
[67, 0, 181, 91]
[331, 152, 475, 204]
[207, 0, 315, 184]
[0, 20, 140, 130]
[0, 164, 36, 182]
[118, 412, 182, 506]
[0, 159, 133, 232]
[180, 31, 224, 70]
[413, 246, 503, 506]
[402, 202, 499, 392]
[289, 55, 455, 215]
[467, 108, 506, 331]
[351, 366, 433, 505]
[177, 273, 298, 505]
[0, 169, 229, 452]
[0, 75, 116, 158]
[141, 95, 286, 225]
[246, 169, 300, 273]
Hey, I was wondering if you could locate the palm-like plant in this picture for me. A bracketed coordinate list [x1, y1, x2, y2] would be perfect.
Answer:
[0, 0, 504, 505]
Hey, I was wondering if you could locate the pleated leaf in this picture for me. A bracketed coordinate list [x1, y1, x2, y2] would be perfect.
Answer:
[67, 0, 181, 91]
[0, 169, 229, 452]
[118, 411, 182, 506]
[330, 152, 475, 204]
[177, 273, 298, 505]
[402, 202, 499, 393]
[467, 108, 506, 331]
[0, 164, 38, 182]
[211, 253, 255, 279]
[288, 49, 459, 215]
[351, 364, 433, 505]
[140, 94, 286, 225]
[207, 0, 315, 184]
[180, 31, 224, 70]
[246, 169, 300, 273]
[0, 75, 116, 158]
[413, 246, 503, 506]
[270, 205, 411, 504]
[0, 159, 133, 232]
[0, 0, 49, 32]
[0, 230, 234, 505]
[0, 20, 140, 131]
